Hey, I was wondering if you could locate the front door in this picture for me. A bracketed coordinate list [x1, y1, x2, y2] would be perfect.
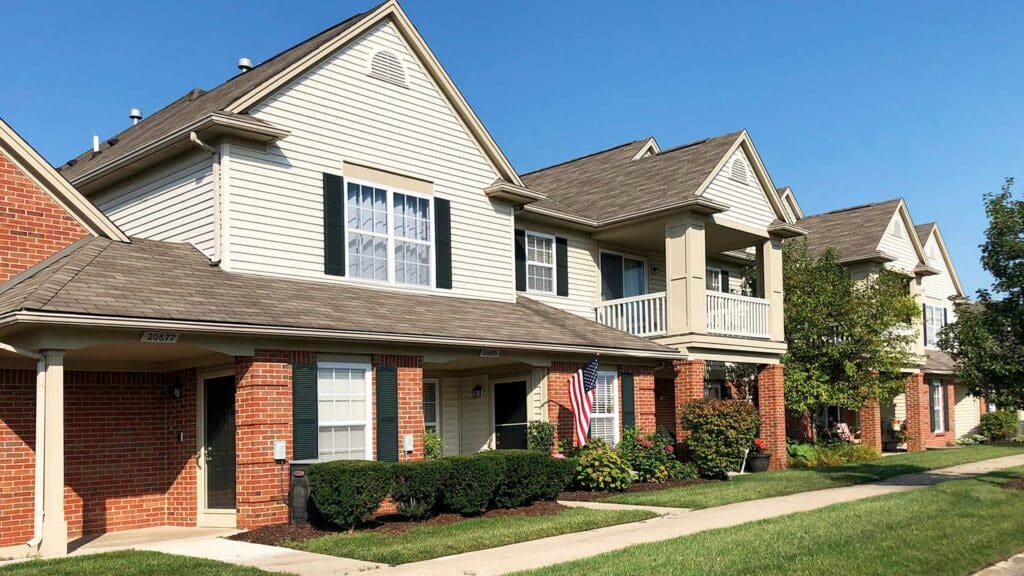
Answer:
[203, 375, 236, 514]
[493, 381, 528, 450]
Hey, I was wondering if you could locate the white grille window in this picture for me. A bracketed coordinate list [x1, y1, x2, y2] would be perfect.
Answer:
[589, 371, 618, 445]
[317, 364, 371, 460]
[924, 304, 947, 348]
[706, 268, 722, 291]
[368, 50, 407, 87]
[345, 181, 433, 286]
[930, 380, 946, 433]
[730, 158, 748, 182]
[526, 231, 555, 293]
[423, 380, 439, 434]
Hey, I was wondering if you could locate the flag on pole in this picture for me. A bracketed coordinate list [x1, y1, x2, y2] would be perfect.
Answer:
[569, 357, 600, 446]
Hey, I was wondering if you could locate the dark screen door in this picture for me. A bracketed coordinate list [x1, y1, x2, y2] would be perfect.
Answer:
[494, 381, 528, 450]
[204, 375, 237, 510]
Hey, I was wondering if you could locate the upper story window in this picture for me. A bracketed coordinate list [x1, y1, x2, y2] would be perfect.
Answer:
[526, 231, 555, 293]
[589, 371, 619, 445]
[923, 304, 947, 348]
[600, 251, 646, 301]
[346, 181, 432, 286]
[317, 363, 372, 461]
[706, 267, 729, 293]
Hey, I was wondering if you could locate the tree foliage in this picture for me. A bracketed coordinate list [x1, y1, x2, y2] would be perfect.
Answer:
[940, 178, 1024, 407]
[782, 241, 919, 428]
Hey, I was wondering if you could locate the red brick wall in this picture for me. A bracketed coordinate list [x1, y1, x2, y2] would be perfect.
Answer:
[619, 366, 655, 434]
[672, 359, 705, 441]
[165, 370, 197, 527]
[786, 410, 813, 442]
[654, 378, 676, 437]
[756, 364, 787, 471]
[859, 400, 882, 452]
[373, 355, 424, 461]
[548, 362, 582, 447]
[234, 351, 303, 530]
[905, 372, 930, 451]
[0, 369, 35, 546]
[0, 152, 89, 284]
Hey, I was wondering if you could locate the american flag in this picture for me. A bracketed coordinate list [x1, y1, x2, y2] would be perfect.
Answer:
[569, 357, 600, 446]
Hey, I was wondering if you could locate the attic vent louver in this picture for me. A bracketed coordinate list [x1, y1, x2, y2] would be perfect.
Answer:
[368, 50, 407, 87]
[730, 158, 748, 183]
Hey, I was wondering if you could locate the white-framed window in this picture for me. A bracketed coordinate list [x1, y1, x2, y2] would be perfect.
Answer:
[317, 362, 372, 461]
[525, 231, 555, 293]
[589, 371, 619, 445]
[930, 379, 946, 433]
[599, 250, 647, 301]
[924, 304, 947, 348]
[423, 379, 439, 434]
[706, 267, 724, 292]
[346, 179, 433, 287]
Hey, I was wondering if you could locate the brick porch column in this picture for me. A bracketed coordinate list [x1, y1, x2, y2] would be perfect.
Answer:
[757, 363, 787, 470]
[673, 359, 705, 440]
[235, 350, 298, 530]
[619, 366, 656, 434]
[373, 355, 424, 461]
[548, 362, 582, 447]
[904, 372, 929, 452]
[859, 399, 882, 452]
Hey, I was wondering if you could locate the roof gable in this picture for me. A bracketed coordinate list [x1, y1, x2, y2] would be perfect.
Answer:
[917, 223, 966, 297]
[701, 145, 779, 230]
[0, 119, 127, 241]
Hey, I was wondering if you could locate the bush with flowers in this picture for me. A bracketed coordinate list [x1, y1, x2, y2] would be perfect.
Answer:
[619, 427, 678, 483]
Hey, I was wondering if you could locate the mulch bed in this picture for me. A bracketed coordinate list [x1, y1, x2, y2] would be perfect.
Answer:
[1002, 478, 1024, 492]
[228, 501, 568, 546]
[558, 478, 715, 502]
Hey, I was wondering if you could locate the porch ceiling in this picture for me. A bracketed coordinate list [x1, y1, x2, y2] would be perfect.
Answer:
[60, 343, 231, 371]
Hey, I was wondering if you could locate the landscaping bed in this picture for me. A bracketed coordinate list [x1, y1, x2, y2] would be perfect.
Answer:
[559, 478, 714, 502]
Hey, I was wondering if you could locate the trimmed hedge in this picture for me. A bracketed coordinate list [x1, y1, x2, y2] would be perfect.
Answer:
[681, 399, 760, 479]
[440, 455, 503, 515]
[980, 410, 1020, 441]
[477, 450, 577, 507]
[308, 460, 393, 529]
[391, 460, 445, 519]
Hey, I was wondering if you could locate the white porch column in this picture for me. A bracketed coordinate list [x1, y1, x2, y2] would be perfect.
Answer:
[757, 238, 785, 341]
[39, 350, 66, 557]
[665, 215, 706, 336]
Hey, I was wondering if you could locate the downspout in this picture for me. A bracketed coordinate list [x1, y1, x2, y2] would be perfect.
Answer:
[189, 132, 222, 265]
[0, 343, 45, 552]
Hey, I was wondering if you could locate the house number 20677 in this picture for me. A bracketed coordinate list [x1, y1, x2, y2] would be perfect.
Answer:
[139, 331, 180, 344]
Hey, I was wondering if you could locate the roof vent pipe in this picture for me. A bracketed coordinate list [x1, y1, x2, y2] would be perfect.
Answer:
[92, 135, 100, 153]
[238, 57, 253, 72]
[129, 108, 143, 125]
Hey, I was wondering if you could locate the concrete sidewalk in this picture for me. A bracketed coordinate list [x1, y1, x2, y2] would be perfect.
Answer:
[974, 552, 1024, 576]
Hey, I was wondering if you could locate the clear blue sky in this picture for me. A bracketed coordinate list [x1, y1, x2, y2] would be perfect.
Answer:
[3, 1, 1021, 294]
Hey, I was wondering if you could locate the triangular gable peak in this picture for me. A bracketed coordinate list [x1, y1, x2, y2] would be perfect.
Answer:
[696, 131, 789, 230]
[919, 224, 966, 298]
[225, 0, 522, 187]
[776, 186, 804, 223]
[0, 119, 127, 242]
[875, 200, 929, 275]
[630, 137, 661, 160]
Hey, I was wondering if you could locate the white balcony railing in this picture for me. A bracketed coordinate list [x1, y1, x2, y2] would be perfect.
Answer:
[706, 292, 769, 338]
[595, 292, 667, 337]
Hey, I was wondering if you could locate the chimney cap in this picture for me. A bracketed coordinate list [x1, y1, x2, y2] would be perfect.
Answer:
[129, 108, 143, 120]
[238, 57, 253, 72]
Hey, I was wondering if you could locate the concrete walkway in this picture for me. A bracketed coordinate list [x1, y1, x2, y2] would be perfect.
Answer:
[12, 453, 1022, 576]
[974, 552, 1024, 576]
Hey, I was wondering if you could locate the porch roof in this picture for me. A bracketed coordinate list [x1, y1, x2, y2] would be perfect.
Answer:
[0, 237, 678, 358]
[921, 350, 956, 375]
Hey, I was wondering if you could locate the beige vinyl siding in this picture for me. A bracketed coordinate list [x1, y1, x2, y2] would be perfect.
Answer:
[921, 234, 959, 303]
[93, 151, 215, 258]
[877, 212, 919, 274]
[702, 148, 776, 230]
[954, 386, 981, 439]
[439, 377, 460, 456]
[457, 374, 492, 453]
[228, 20, 513, 301]
[528, 368, 547, 423]
[893, 392, 907, 422]
[705, 257, 749, 294]
[517, 219, 599, 318]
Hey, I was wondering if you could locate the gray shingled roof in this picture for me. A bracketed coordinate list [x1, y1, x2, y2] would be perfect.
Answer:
[915, 222, 936, 245]
[521, 131, 742, 223]
[797, 199, 902, 262]
[57, 5, 377, 182]
[0, 237, 675, 356]
[921, 350, 955, 374]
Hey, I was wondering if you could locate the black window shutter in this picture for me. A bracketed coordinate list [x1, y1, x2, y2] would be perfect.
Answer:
[292, 362, 318, 461]
[556, 236, 569, 297]
[621, 372, 635, 429]
[721, 270, 730, 293]
[376, 366, 399, 462]
[323, 173, 346, 276]
[435, 198, 452, 289]
[922, 303, 929, 344]
[929, 381, 937, 433]
[942, 307, 948, 327]
[514, 229, 526, 292]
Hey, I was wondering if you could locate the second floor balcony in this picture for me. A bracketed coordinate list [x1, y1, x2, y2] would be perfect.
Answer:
[595, 290, 770, 339]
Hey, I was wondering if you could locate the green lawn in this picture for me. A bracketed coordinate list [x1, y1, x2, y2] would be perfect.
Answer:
[518, 466, 1024, 576]
[0, 551, 280, 576]
[289, 507, 656, 565]
[606, 444, 1024, 508]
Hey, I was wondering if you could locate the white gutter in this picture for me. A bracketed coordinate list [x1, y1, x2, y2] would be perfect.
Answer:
[0, 343, 46, 552]
[189, 132, 222, 265]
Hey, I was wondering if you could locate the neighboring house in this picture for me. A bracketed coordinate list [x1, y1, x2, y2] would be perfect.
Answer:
[795, 198, 974, 451]
[0, 1, 686, 557]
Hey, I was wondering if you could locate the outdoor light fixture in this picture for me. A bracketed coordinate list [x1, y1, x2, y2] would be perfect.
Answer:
[472, 385, 483, 399]
[170, 375, 183, 399]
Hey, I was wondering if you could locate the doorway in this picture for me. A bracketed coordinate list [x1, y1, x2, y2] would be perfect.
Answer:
[198, 372, 237, 527]
[493, 380, 528, 450]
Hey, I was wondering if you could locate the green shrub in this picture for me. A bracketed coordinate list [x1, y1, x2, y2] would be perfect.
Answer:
[308, 460, 393, 529]
[527, 421, 555, 453]
[557, 437, 577, 457]
[980, 410, 1020, 441]
[787, 440, 881, 468]
[390, 460, 444, 519]
[441, 455, 501, 515]
[619, 427, 676, 483]
[668, 460, 699, 480]
[424, 430, 443, 460]
[681, 399, 760, 479]
[538, 456, 577, 498]
[573, 439, 635, 491]
[952, 434, 989, 446]
[478, 450, 541, 508]
[1013, 435, 1024, 443]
